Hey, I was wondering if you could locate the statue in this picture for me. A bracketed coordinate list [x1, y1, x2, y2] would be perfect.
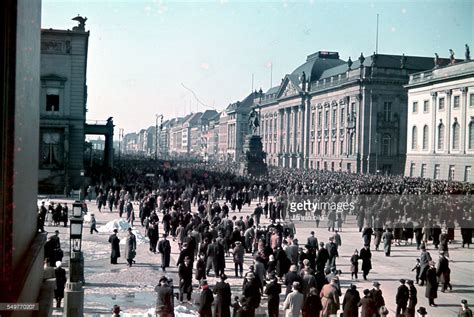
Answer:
[449, 49, 455, 64]
[400, 53, 407, 69]
[347, 57, 353, 69]
[72, 15, 87, 31]
[434, 53, 439, 68]
[358, 52, 365, 65]
[466, 44, 471, 61]
[300, 71, 306, 91]
[371, 52, 377, 67]
[248, 109, 260, 135]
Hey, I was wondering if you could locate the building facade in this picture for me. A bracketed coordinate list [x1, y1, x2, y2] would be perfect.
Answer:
[405, 58, 474, 182]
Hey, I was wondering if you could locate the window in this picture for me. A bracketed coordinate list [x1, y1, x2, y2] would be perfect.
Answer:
[452, 122, 460, 150]
[324, 161, 328, 170]
[384, 102, 392, 121]
[311, 141, 314, 154]
[340, 140, 344, 155]
[448, 165, 455, 180]
[332, 109, 337, 126]
[316, 161, 320, 170]
[332, 140, 336, 155]
[411, 126, 418, 150]
[453, 95, 460, 109]
[324, 141, 328, 155]
[421, 164, 427, 178]
[439, 97, 445, 110]
[325, 110, 329, 127]
[331, 162, 335, 171]
[469, 122, 474, 149]
[347, 163, 351, 172]
[423, 100, 429, 113]
[350, 102, 355, 115]
[470, 94, 474, 107]
[465, 166, 472, 182]
[311, 112, 315, 129]
[422, 125, 429, 150]
[434, 164, 440, 179]
[46, 88, 60, 111]
[438, 123, 445, 150]
[318, 111, 322, 128]
[348, 134, 354, 155]
[412, 101, 418, 113]
[340, 108, 345, 126]
[410, 163, 415, 177]
[382, 134, 391, 156]
[41, 132, 62, 166]
[317, 141, 321, 155]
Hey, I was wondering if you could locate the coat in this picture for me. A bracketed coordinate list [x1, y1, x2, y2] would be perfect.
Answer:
[199, 287, 214, 317]
[359, 248, 372, 273]
[265, 281, 281, 309]
[155, 284, 174, 314]
[342, 288, 360, 317]
[396, 284, 409, 306]
[158, 239, 171, 267]
[54, 267, 67, 299]
[283, 290, 304, 317]
[437, 256, 451, 284]
[125, 233, 137, 260]
[320, 283, 340, 317]
[408, 285, 417, 309]
[178, 263, 193, 293]
[359, 296, 376, 317]
[108, 234, 121, 259]
[213, 281, 231, 317]
[382, 231, 393, 253]
[350, 254, 359, 273]
[425, 267, 438, 299]
[303, 293, 322, 317]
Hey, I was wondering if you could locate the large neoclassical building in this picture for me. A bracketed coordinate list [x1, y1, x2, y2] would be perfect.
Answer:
[257, 51, 435, 174]
[405, 57, 474, 181]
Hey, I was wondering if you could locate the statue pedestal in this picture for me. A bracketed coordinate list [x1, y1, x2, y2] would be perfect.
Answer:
[239, 135, 267, 177]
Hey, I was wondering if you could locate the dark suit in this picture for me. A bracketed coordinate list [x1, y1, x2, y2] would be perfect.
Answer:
[199, 287, 214, 317]
[396, 284, 409, 316]
[213, 281, 231, 317]
[108, 234, 121, 264]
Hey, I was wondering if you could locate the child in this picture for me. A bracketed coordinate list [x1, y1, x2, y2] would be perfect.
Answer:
[411, 258, 421, 284]
[231, 296, 241, 317]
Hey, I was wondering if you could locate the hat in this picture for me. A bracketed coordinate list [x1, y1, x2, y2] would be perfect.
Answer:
[127, 227, 132, 232]
[159, 276, 168, 284]
[113, 229, 118, 233]
[290, 265, 297, 272]
[416, 307, 427, 315]
[461, 299, 468, 304]
[246, 272, 255, 279]
[90, 213, 95, 216]
[292, 281, 301, 290]
[399, 279, 406, 284]
[55, 230, 60, 234]
[373, 281, 381, 287]
[420, 245, 426, 250]
[350, 284, 357, 290]
[363, 289, 370, 295]
[235, 241, 241, 245]
[55, 261, 62, 268]
[220, 273, 227, 280]
[407, 280, 414, 285]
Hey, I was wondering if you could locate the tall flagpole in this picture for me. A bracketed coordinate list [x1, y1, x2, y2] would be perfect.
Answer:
[270, 63, 273, 88]
[375, 13, 379, 54]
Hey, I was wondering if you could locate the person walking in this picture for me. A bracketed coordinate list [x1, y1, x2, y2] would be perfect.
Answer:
[342, 284, 360, 317]
[198, 280, 214, 317]
[359, 244, 372, 280]
[154, 276, 174, 317]
[178, 256, 193, 303]
[359, 289, 377, 317]
[395, 279, 409, 317]
[233, 241, 245, 278]
[158, 234, 171, 272]
[437, 251, 452, 292]
[265, 274, 282, 317]
[54, 261, 66, 308]
[458, 299, 473, 317]
[283, 281, 304, 317]
[382, 228, 394, 256]
[320, 278, 340, 317]
[90, 213, 99, 234]
[108, 229, 121, 264]
[425, 261, 439, 307]
[350, 249, 359, 280]
[125, 227, 137, 267]
[406, 280, 418, 317]
[302, 287, 322, 317]
[370, 282, 385, 317]
[213, 274, 231, 317]
[419, 245, 432, 286]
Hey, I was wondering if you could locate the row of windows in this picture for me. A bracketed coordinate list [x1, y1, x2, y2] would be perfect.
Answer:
[412, 94, 474, 114]
[411, 122, 474, 151]
[409, 163, 472, 182]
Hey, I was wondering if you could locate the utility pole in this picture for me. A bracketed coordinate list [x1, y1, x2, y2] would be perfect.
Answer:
[155, 114, 159, 160]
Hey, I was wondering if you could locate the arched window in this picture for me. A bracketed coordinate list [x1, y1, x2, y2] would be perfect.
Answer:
[469, 121, 474, 150]
[438, 123, 445, 150]
[422, 125, 429, 150]
[452, 121, 460, 150]
[411, 126, 418, 150]
[382, 134, 391, 156]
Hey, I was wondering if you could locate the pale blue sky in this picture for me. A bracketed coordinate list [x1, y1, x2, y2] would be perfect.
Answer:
[41, 0, 474, 136]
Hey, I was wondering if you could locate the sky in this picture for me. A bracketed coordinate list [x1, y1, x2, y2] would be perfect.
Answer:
[41, 0, 474, 138]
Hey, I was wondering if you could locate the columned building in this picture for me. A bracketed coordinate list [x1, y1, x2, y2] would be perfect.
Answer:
[405, 58, 474, 182]
[258, 51, 435, 174]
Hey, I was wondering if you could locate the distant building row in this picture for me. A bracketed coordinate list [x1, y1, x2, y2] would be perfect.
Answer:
[123, 48, 474, 182]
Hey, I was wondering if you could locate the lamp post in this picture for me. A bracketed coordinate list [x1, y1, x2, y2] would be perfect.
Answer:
[118, 128, 124, 161]
[64, 201, 84, 317]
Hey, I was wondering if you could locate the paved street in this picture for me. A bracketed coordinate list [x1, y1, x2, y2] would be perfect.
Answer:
[47, 198, 473, 316]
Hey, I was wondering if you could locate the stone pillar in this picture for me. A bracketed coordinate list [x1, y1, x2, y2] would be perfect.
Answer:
[445, 90, 452, 154]
[461, 87, 468, 154]
[63, 251, 84, 317]
[104, 132, 114, 169]
[431, 92, 438, 154]
[355, 94, 363, 173]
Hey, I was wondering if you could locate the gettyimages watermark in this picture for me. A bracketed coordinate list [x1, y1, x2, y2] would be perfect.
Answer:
[280, 194, 474, 226]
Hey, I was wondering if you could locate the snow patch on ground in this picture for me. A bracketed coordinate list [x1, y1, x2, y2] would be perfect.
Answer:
[98, 219, 149, 245]
[113, 305, 197, 317]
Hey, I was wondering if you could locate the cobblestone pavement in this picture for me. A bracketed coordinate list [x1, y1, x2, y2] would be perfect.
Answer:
[47, 198, 473, 316]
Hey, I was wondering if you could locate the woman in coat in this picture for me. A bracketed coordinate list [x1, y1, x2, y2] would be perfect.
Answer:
[425, 261, 438, 307]
[350, 249, 359, 280]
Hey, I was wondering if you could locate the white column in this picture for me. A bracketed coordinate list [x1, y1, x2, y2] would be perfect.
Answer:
[431, 92, 437, 154]
[461, 87, 468, 154]
[445, 90, 452, 154]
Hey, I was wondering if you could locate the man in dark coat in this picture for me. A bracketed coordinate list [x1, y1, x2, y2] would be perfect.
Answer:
[406, 280, 417, 317]
[285, 265, 303, 296]
[419, 245, 432, 286]
[54, 261, 66, 308]
[370, 282, 385, 317]
[425, 261, 438, 307]
[437, 252, 452, 292]
[148, 221, 159, 253]
[158, 234, 171, 272]
[242, 273, 261, 317]
[108, 229, 121, 264]
[307, 231, 319, 250]
[178, 256, 193, 303]
[264, 275, 281, 317]
[213, 274, 231, 317]
[342, 284, 360, 317]
[359, 244, 372, 280]
[125, 228, 137, 267]
[396, 279, 409, 316]
[362, 226, 374, 247]
[199, 280, 214, 317]
[316, 242, 329, 273]
[155, 276, 174, 317]
[359, 289, 377, 317]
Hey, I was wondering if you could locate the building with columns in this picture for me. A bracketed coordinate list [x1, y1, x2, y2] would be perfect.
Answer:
[257, 51, 435, 174]
[405, 58, 474, 182]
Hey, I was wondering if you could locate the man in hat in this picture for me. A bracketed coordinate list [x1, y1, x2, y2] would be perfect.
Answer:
[213, 274, 231, 317]
[90, 213, 99, 234]
[198, 280, 214, 317]
[326, 237, 339, 272]
[243, 272, 261, 317]
[265, 274, 281, 317]
[416, 307, 427, 317]
[158, 234, 171, 272]
[154, 276, 174, 317]
[419, 245, 432, 286]
[407, 280, 418, 317]
[108, 229, 120, 264]
[342, 284, 360, 317]
[233, 240, 245, 278]
[396, 279, 409, 316]
[359, 244, 372, 280]
[437, 251, 452, 292]
[458, 299, 473, 317]
[54, 261, 66, 308]
[370, 282, 385, 317]
[382, 228, 394, 256]
[425, 261, 438, 307]
[359, 289, 377, 317]
[320, 278, 340, 317]
[125, 227, 137, 267]
[283, 281, 304, 317]
[285, 265, 302, 296]
[307, 231, 319, 250]
[316, 242, 329, 273]
[178, 256, 193, 303]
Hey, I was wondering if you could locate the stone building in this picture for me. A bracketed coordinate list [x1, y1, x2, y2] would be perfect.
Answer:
[405, 55, 474, 181]
[258, 50, 435, 174]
